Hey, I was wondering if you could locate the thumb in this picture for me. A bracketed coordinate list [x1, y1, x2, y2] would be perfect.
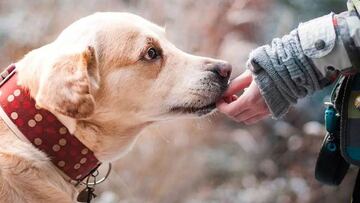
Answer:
[223, 70, 252, 97]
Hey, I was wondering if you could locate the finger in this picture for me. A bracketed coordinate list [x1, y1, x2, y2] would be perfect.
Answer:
[234, 109, 258, 122]
[218, 84, 257, 116]
[216, 94, 250, 117]
[223, 70, 252, 97]
[223, 95, 238, 104]
[230, 95, 238, 102]
[243, 113, 270, 125]
[216, 99, 240, 116]
[216, 98, 229, 112]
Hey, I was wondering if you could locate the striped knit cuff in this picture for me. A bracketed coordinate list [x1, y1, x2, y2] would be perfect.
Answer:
[253, 69, 291, 119]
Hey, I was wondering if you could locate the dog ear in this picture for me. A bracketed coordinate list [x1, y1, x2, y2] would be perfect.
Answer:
[36, 46, 100, 119]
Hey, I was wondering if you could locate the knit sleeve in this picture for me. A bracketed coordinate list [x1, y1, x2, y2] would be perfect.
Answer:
[247, 29, 325, 118]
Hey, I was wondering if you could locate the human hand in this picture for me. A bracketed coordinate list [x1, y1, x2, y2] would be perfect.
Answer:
[217, 70, 270, 124]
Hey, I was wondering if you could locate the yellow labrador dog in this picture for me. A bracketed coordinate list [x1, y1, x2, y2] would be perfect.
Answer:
[0, 12, 231, 202]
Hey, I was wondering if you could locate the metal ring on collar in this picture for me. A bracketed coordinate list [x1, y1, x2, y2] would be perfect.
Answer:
[82, 163, 112, 186]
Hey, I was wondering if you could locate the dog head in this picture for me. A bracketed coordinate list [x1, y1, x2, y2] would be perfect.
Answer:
[17, 12, 232, 159]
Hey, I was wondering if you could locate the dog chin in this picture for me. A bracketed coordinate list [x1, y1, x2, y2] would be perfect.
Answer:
[168, 87, 227, 117]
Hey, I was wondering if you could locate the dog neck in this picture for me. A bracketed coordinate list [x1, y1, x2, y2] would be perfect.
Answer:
[0, 64, 101, 182]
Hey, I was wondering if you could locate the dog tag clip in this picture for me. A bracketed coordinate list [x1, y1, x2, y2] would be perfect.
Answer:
[77, 167, 100, 203]
[76, 163, 112, 202]
[77, 187, 96, 203]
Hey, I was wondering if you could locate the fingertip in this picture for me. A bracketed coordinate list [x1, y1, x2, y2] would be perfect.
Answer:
[231, 95, 238, 102]
[222, 95, 238, 103]
[223, 70, 253, 96]
[216, 99, 227, 110]
[223, 96, 232, 104]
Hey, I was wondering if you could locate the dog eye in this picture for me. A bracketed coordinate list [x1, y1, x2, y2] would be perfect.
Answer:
[144, 47, 160, 60]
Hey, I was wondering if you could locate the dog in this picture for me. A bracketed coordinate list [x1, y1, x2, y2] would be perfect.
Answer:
[0, 12, 231, 202]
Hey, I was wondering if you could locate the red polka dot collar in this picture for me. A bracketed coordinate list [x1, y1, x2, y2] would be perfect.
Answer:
[0, 64, 100, 182]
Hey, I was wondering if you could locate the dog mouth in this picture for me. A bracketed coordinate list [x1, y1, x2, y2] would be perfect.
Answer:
[168, 79, 228, 117]
[170, 103, 216, 116]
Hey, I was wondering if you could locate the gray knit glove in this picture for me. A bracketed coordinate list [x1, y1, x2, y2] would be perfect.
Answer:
[247, 29, 324, 118]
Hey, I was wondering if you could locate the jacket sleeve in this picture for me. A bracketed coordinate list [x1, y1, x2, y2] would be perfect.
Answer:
[247, 12, 360, 118]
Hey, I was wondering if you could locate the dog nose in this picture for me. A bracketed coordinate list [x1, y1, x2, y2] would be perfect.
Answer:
[209, 62, 232, 79]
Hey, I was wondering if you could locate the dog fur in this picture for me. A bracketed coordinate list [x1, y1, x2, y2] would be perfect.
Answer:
[0, 12, 231, 202]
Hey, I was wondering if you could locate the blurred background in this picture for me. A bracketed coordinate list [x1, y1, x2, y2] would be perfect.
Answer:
[0, 0, 355, 203]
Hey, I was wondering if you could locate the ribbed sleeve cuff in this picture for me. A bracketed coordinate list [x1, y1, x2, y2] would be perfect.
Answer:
[253, 69, 291, 119]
